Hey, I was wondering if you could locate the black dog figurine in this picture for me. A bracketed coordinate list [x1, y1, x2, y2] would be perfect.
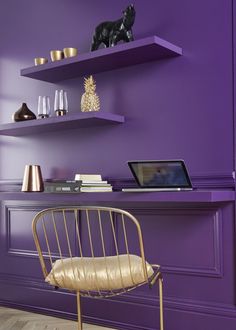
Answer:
[91, 4, 136, 51]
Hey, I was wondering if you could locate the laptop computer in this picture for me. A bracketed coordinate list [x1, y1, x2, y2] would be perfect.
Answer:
[122, 160, 193, 192]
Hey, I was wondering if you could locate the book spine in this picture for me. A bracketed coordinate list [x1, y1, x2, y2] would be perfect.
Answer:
[44, 186, 80, 193]
[45, 180, 82, 184]
[44, 182, 81, 193]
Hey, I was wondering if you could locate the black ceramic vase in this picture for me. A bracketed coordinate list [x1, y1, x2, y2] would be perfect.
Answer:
[13, 103, 36, 122]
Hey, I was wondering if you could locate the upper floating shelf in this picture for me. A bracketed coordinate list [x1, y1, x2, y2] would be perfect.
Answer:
[21, 36, 182, 82]
[0, 112, 124, 136]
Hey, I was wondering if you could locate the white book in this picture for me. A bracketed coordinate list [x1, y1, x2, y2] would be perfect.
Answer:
[74, 174, 102, 181]
[81, 181, 109, 186]
[80, 187, 113, 192]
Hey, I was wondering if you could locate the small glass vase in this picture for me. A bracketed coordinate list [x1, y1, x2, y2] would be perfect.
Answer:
[54, 90, 68, 116]
[37, 96, 50, 118]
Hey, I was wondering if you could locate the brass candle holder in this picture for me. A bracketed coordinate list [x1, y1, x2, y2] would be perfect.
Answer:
[50, 50, 64, 62]
[63, 47, 78, 58]
[34, 57, 48, 66]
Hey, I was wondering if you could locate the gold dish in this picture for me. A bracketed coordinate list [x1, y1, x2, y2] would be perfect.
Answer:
[50, 50, 64, 62]
[34, 57, 48, 66]
[63, 47, 78, 58]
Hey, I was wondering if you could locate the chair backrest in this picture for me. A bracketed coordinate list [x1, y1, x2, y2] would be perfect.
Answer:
[32, 206, 149, 295]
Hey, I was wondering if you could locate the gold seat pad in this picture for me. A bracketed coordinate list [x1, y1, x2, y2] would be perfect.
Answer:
[45, 254, 154, 291]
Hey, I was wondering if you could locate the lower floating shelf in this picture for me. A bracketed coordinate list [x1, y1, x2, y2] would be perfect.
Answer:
[0, 112, 124, 136]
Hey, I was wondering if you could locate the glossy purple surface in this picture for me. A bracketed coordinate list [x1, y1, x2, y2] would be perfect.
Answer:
[0, 190, 233, 203]
[20, 36, 182, 82]
[0, 0, 233, 178]
[0, 0, 235, 329]
[0, 112, 124, 136]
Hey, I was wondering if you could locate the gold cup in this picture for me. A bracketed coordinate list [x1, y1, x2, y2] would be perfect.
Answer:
[21, 165, 44, 192]
[34, 57, 48, 66]
[50, 50, 64, 62]
[63, 47, 78, 58]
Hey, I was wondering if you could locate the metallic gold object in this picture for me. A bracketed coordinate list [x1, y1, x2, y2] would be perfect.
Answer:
[34, 57, 48, 66]
[45, 255, 154, 291]
[32, 206, 164, 330]
[63, 47, 78, 58]
[50, 50, 64, 62]
[22, 165, 44, 192]
[55, 110, 67, 116]
[81, 75, 100, 112]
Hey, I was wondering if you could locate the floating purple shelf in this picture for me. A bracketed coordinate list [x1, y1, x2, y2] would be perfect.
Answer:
[20, 36, 182, 82]
[0, 112, 124, 136]
[0, 190, 233, 203]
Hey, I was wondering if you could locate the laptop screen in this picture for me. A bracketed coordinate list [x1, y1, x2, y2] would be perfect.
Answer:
[128, 160, 192, 189]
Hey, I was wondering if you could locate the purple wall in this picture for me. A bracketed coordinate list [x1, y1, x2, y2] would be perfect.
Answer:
[0, 0, 234, 180]
[0, 1, 236, 330]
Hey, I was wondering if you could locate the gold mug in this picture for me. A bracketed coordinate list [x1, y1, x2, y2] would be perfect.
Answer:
[63, 47, 78, 58]
[21, 165, 44, 192]
[50, 50, 64, 62]
[34, 57, 48, 66]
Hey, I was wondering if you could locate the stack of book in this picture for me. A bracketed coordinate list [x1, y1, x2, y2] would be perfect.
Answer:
[74, 174, 113, 192]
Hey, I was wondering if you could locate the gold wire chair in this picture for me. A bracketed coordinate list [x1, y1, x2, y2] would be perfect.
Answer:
[32, 206, 164, 330]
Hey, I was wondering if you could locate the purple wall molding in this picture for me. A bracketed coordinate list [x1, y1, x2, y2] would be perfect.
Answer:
[190, 173, 235, 189]
[158, 209, 223, 277]
[1, 277, 236, 330]
[0, 198, 234, 329]
[5, 204, 223, 278]
[128, 207, 223, 277]
[233, 0, 236, 174]
[114, 173, 235, 191]
[1, 272, 236, 319]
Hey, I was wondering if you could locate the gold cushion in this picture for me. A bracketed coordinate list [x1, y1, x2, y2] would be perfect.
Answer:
[45, 254, 154, 292]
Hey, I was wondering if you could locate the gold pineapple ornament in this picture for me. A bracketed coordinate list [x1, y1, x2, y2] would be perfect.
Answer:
[81, 75, 100, 112]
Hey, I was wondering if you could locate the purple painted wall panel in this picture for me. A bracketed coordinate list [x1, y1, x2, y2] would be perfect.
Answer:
[0, 0, 234, 180]
[0, 1, 236, 330]
[0, 202, 235, 330]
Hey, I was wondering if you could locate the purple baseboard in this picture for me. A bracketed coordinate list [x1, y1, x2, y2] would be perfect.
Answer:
[1, 274, 236, 330]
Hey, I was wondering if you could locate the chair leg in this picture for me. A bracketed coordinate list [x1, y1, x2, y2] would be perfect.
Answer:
[77, 292, 82, 330]
[158, 276, 164, 330]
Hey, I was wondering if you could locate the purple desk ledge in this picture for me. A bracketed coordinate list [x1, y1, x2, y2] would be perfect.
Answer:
[0, 190, 234, 203]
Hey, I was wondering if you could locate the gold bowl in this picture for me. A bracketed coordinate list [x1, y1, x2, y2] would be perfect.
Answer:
[34, 57, 48, 66]
[50, 50, 64, 62]
[63, 47, 78, 58]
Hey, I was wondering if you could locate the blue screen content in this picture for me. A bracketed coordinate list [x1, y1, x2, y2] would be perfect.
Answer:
[131, 162, 190, 187]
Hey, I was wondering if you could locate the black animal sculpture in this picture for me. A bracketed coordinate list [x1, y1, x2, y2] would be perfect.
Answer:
[91, 4, 136, 51]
